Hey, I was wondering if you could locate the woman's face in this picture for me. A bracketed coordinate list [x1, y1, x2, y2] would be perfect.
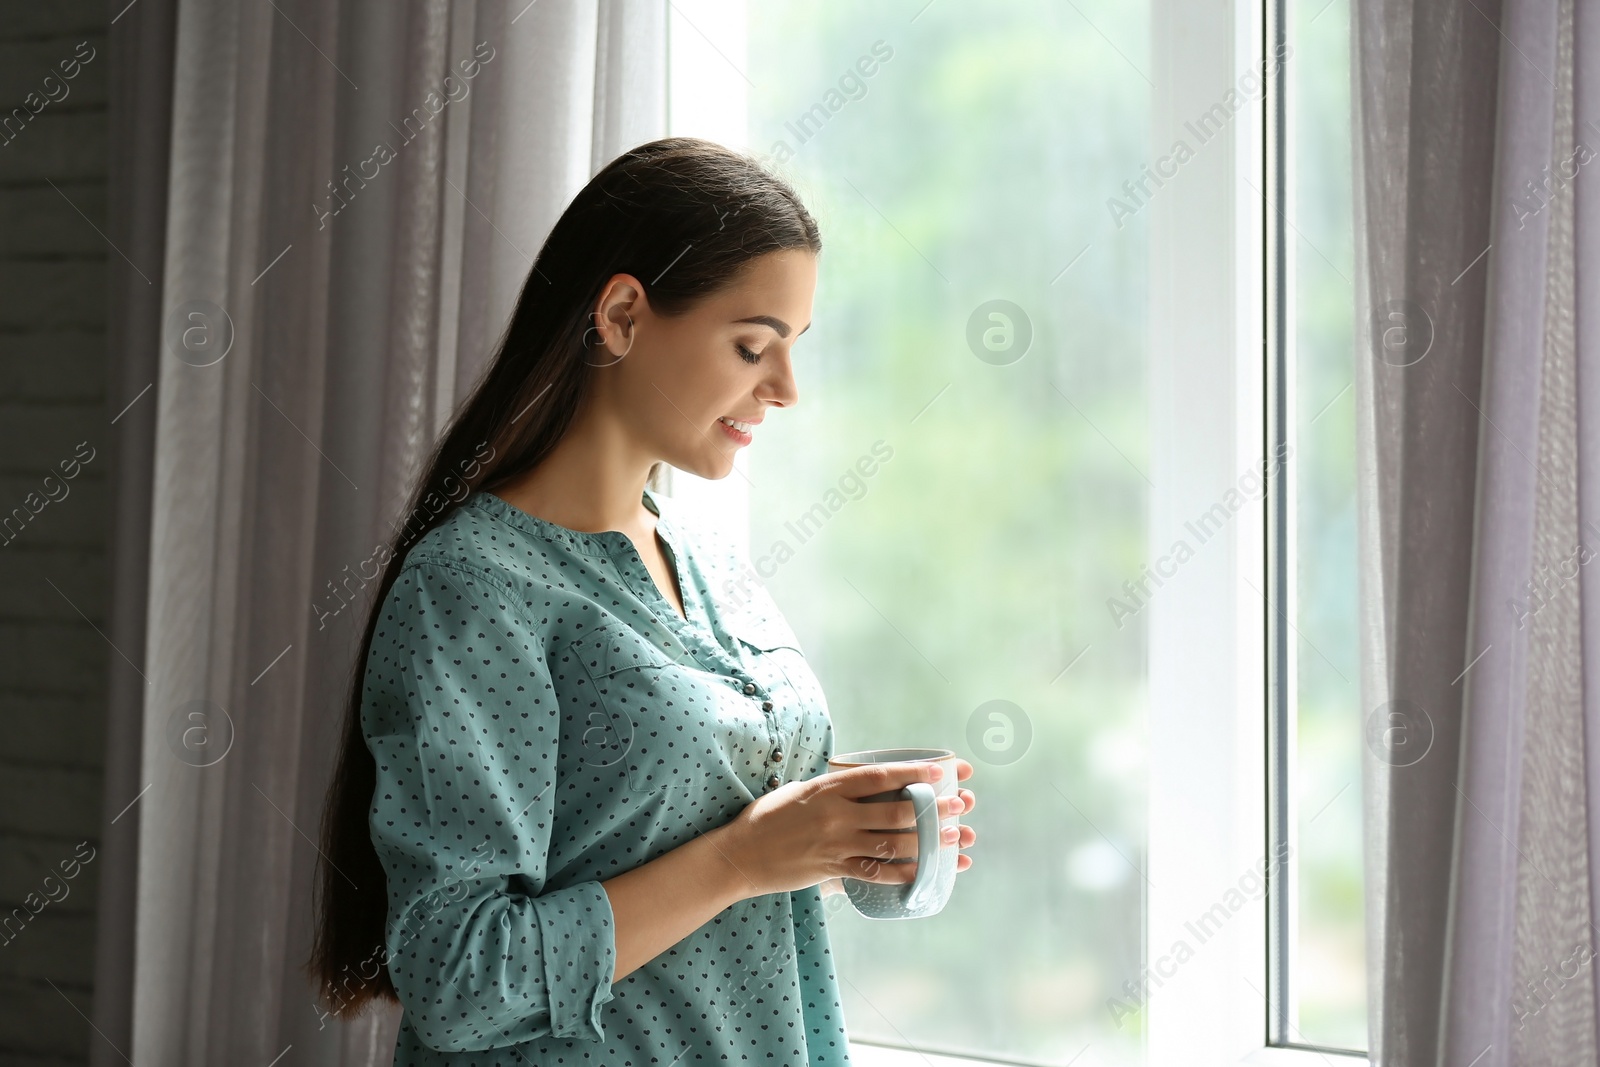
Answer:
[589, 248, 818, 480]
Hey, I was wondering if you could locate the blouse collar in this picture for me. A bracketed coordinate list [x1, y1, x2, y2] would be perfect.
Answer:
[467, 484, 670, 560]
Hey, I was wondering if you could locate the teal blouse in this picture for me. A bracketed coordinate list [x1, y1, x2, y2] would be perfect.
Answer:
[361, 485, 852, 1065]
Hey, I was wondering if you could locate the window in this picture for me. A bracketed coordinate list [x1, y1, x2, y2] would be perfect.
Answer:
[666, 0, 1366, 1062]
[1270, 0, 1365, 1053]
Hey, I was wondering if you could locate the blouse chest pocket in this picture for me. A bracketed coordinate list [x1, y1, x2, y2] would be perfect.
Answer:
[566, 621, 732, 795]
[724, 608, 834, 772]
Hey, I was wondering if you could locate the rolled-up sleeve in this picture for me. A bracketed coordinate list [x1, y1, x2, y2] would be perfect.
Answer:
[362, 559, 617, 1050]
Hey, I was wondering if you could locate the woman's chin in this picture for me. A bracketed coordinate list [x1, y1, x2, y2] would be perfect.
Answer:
[663, 450, 739, 481]
[703, 454, 740, 480]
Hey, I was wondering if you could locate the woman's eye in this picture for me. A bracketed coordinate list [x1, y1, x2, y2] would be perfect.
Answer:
[736, 343, 762, 364]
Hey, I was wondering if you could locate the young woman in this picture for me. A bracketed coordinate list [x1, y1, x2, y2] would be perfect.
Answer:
[308, 136, 978, 1065]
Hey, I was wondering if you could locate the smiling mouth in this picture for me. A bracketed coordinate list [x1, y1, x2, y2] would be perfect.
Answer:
[717, 416, 755, 446]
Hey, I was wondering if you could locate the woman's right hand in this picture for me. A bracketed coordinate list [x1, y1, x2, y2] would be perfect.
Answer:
[710, 761, 961, 900]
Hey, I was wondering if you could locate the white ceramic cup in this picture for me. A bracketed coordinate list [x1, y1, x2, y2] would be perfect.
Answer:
[825, 747, 960, 919]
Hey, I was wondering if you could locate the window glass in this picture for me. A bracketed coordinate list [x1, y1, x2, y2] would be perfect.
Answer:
[676, 2, 1155, 1061]
[1287, 0, 1366, 1050]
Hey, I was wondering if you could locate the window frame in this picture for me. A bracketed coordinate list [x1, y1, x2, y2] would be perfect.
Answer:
[1264, 0, 1296, 1047]
[1146, 0, 1366, 1061]
[663, 0, 1371, 1062]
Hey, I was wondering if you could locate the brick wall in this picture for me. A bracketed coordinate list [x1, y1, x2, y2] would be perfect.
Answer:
[0, 3, 113, 1064]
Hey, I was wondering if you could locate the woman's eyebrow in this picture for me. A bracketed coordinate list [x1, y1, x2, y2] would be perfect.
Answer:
[734, 314, 811, 338]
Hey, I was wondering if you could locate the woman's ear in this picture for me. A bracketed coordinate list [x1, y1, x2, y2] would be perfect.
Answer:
[584, 276, 644, 367]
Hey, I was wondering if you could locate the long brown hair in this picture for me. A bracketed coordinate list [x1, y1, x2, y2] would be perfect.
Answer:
[306, 136, 821, 1016]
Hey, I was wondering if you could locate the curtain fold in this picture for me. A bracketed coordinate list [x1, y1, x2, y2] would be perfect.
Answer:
[93, 0, 178, 1059]
[1355, 0, 1598, 1062]
[1351, 0, 1501, 1054]
[1578, 0, 1600, 1049]
[94, 3, 666, 1063]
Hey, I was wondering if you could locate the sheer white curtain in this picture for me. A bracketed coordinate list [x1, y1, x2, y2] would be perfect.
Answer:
[94, 2, 665, 1063]
[1355, 0, 1600, 1062]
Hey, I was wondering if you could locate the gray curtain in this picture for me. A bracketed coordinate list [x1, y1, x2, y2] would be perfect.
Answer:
[93, 2, 665, 1063]
[1355, 0, 1598, 1063]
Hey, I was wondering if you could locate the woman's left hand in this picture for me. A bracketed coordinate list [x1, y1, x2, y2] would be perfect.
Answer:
[816, 759, 977, 900]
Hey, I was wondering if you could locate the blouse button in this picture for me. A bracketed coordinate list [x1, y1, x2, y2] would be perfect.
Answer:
[761, 700, 773, 712]
[770, 748, 783, 762]
[743, 682, 757, 695]
[766, 774, 781, 789]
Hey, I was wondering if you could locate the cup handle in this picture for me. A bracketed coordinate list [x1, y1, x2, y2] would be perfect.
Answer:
[901, 781, 939, 906]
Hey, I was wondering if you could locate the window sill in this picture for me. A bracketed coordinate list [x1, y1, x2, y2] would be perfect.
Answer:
[850, 1039, 1367, 1067]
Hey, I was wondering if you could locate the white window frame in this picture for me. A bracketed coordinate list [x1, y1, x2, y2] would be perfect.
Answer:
[1144, 0, 1368, 1062]
[665, 0, 1370, 1063]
